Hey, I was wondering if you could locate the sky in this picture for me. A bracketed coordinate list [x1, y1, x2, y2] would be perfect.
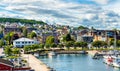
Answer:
[0, 0, 120, 29]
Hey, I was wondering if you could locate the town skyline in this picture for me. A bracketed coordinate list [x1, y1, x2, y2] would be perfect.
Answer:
[0, 0, 120, 29]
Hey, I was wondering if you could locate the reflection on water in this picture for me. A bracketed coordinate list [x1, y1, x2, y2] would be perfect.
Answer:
[39, 54, 120, 71]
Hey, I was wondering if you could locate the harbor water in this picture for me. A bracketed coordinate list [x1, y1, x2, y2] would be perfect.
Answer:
[39, 54, 120, 71]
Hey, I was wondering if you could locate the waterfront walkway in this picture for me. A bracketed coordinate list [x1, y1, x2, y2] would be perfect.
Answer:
[22, 54, 51, 71]
[87, 50, 99, 55]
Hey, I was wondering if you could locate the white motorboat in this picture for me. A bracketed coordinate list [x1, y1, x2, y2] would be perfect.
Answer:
[48, 51, 56, 56]
[112, 58, 120, 67]
[103, 55, 113, 65]
[34, 53, 39, 57]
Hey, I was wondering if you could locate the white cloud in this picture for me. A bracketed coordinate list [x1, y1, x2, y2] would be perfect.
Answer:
[92, 0, 110, 4]
[0, 0, 120, 29]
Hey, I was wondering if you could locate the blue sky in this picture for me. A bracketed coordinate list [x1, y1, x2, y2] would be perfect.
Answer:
[0, 0, 120, 29]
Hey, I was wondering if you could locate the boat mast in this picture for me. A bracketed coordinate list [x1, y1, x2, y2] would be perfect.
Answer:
[114, 30, 116, 49]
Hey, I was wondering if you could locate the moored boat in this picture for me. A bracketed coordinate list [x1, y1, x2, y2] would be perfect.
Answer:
[103, 55, 113, 65]
[48, 51, 56, 56]
[112, 58, 120, 67]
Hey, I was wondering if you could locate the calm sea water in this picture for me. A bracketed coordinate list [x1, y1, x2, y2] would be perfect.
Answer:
[39, 54, 120, 71]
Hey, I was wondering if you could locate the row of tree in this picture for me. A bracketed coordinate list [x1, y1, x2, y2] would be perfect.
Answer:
[0, 17, 46, 24]
[4, 46, 20, 56]
[0, 30, 37, 46]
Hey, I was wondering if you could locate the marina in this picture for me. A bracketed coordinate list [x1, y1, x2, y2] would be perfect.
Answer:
[38, 54, 120, 71]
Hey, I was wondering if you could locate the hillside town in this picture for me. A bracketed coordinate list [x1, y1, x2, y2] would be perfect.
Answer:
[0, 20, 120, 71]
[0, 21, 120, 49]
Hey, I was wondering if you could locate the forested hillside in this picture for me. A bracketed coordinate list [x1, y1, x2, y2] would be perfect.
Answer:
[0, 17, 46, 24]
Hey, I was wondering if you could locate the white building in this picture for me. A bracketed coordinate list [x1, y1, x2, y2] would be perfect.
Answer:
[13, 38, 39, 47]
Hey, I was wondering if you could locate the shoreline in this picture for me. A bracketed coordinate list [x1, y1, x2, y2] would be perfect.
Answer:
[22, 54, 52, 71]
[22, 50, 99, 71]
[86, 50, 99, 56]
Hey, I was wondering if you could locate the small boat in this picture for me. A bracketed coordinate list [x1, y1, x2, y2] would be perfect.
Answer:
[103, 55, 113, 65]
[34, 53, 39, 57]
[112, 58, 120, 67]
[48, 51, 56, 56]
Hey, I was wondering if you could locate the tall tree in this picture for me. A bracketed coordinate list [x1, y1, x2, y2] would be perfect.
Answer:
[4, 33, 11, 45]
[4, 46, 12, 56]
[23, 28, 28, 37]
[29, 32, 37, 38]
[92, 41, 107, 48]
[46, 36, 55, 44]
[80, 42, 88, 49]
[0, 39, 5, 47]
[63, 33, 73, 42]
[12, 48, 20, 56]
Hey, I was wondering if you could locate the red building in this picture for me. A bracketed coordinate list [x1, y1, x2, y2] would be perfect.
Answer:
[0, 58, 31, 71]
[0, 58, 14, 71]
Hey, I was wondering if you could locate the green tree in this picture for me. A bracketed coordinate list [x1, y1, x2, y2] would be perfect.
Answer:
[46, 36, 55, 44]
[39, 43, 44, 49]
[45, 43, 50, 49]
[110, 38, 114, 46]
[24, 45, 31, 52]
[74, 42, 80, 49]
[51, 43, 57, 48]
[4, 32, 15, 45]
[4, 46, 12, 56]
[63, 33, 73, 42]
[12, 48, 20, 56]
[29, 32, 37, 38]
[4, 33, 11, 45]
[92, 41, 107, 48]
[78, 26, 88, 30]
[80, 42, 88, 48]
[58, 44, 64, 48]
[23, 28, 28, 37]
[31, 44, 39, 50]
[0, 39, 5, 47]
[65, 41, 74, 49]
[117, 40, 120, 47]
[0, 18, 46, 25]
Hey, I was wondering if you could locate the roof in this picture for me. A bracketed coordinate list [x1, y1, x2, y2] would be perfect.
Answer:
[0, 58, 14, 67]
[14, 38, 35, 42]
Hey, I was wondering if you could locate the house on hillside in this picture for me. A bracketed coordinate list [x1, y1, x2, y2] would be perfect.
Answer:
[13, 37, 39, 47]
[42, 31, 59, 44]
[27, 27, 37, 33]
[3, 27, 22, 36]
[77, 35, 93, 43]
[32, 30, 42, 37]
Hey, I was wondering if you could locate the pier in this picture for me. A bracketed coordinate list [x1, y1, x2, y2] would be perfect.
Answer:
[22, 54, 53, 71]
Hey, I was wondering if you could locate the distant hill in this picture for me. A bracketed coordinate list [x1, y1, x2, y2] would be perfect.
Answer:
[0, 17, 46, 24]
[78, 26, 88, 30]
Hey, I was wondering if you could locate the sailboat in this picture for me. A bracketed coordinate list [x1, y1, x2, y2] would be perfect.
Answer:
[103, 30, 120, 67]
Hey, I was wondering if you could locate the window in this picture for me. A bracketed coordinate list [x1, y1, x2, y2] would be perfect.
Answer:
[28, 41, 31, 44]
[25, 42, 27, 44]
[22, 42, 24, 44]
[16, 42, 20, 44]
